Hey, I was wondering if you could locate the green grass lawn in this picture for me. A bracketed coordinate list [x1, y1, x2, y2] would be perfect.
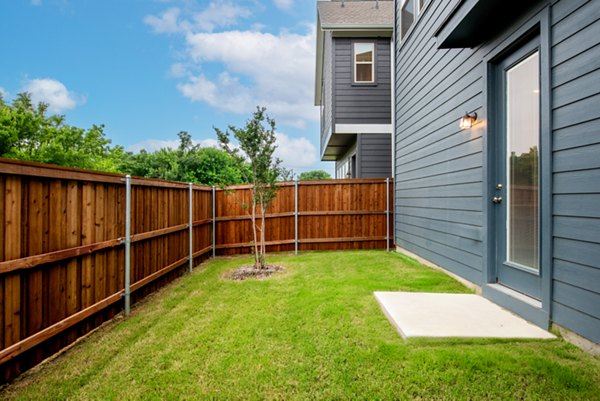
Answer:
[3, 250, 600, 400]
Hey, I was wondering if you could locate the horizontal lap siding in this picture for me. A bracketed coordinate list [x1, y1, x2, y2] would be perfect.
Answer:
[334, 38, 392, 125]
[394, 0, 485, 285]
[551, 0, 600, 343]
[358, 134, 392, 178]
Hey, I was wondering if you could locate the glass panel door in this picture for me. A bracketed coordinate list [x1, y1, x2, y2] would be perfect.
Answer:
[493, 37, 543, 300]
[506, 52, 540, 270]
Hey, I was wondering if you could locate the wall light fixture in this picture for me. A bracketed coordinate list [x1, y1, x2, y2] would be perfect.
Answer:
[459, 111, 477, 129]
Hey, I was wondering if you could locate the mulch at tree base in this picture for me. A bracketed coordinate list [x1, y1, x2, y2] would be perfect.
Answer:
[225, 265, 285, 281]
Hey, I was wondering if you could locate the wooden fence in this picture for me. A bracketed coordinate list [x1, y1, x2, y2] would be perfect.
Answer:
[0, 158, 392, 383]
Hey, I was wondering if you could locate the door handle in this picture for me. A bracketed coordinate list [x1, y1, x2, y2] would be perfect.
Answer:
[492, 196, 503, 204]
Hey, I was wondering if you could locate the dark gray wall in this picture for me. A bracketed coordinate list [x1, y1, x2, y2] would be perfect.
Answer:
[550, 0, 600, 343]
[394, 0, 485, 285]
[394, 0, 600, 343]
[358, 134, 392, 178]
[334, 37, 392, 125]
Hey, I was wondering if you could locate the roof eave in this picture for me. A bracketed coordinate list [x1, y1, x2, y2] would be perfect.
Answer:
[314, 16, 324, 106]
[321, 24, 393, 30]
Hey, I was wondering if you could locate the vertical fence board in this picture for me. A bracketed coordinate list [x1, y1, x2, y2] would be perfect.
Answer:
[81, 183, 94, 316]
[4, 177, 22, 350]
[26, 180, 43, 338]
[65, 181, 80, 342]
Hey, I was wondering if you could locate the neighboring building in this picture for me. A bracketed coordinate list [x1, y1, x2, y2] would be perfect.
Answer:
[315, 0, 394, 179]
[394, 0, 600, 345]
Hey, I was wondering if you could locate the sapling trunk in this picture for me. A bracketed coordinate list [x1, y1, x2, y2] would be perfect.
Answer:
[260, 203, 266, 268]
[215, 107, 284, 272]
[251, 188, 260, 269]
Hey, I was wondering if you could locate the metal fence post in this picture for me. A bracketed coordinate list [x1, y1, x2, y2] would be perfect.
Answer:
[124, 175, 131, 316]
[294, 180, 299, 255]
[386, 177, 390, 252]
[212, 185, 216, 257]
[188, 183, 193, 273]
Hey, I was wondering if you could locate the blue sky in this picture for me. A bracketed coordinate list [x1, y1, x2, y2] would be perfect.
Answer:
[0, 0, 331, 175]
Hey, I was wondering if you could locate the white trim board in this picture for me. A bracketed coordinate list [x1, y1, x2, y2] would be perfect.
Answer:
[335, 124, 392, 134]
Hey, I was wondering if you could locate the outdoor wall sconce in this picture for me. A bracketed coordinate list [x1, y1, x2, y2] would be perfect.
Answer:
[459, 111, 477, 129]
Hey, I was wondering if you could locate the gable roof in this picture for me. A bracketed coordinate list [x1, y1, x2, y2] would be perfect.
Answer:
[317, 1, 394, 29]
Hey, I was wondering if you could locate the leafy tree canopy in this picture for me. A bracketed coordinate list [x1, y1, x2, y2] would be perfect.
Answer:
[0, 93, 249, 186]
[0, 93, 125, 172]
[298, 170, 331, 181]
[119, 131, 249, 186]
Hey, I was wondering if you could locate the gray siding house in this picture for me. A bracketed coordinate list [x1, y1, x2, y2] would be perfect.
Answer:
[315, 0, 394, 178]
[394, 0, 600, 346]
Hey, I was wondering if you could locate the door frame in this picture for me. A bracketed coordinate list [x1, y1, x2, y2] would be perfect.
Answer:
[494, 37, 543, 299]
[482, 5, 553, 327]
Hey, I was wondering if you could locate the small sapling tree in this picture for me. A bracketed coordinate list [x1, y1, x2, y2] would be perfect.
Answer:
[215, 107, 285, 270]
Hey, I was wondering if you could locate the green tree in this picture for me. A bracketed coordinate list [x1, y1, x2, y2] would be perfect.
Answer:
[298, 170, 331, 181]
[119, 131, 249, 186]
[0, 93, 125, 171]
[215, 107, 286, 269]
[510, 147, 538, 186]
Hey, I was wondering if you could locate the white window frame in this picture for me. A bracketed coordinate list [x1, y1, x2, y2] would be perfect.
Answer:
[353, 42, 375, 83]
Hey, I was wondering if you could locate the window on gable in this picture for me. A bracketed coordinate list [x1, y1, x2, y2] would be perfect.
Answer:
[354, 43, 375, 83]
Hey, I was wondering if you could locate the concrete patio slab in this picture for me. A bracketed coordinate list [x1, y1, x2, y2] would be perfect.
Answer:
[374, 291, 556, 339]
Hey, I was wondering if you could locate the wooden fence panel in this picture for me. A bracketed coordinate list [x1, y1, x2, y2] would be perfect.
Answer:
[0, 158, 392, 383]
[213, 179, 392, 254]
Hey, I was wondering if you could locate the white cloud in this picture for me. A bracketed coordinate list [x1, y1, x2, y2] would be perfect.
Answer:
[0, 87, 7, 99]
[273, 0, 293, 11]
[145, 2, 318, 128]
[274, 132, 317, 169]
[169, 62, 188, 78]
[144, 8, 184, 34]
[177, 72, 254, 114]
[127, 137, 219, 153]
[144, 2, 251, 34]
[193, 1, 251, 32]
[31, 0, 42, 5]
[179, 28, 318, 127]
[22, 78, 83, 113]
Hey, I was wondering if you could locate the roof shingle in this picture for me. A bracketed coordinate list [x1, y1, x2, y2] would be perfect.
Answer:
[317, 0, 394, 28]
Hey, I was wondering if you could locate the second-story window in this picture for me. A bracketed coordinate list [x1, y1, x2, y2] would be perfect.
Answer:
[400, 0, 415, 39]
[400, 0, 427, 40]
[354, 43, 375, 83]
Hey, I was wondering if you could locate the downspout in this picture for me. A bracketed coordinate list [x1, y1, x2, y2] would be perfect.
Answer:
[391, 3, 396, 181]
[391, 0, 397, 249]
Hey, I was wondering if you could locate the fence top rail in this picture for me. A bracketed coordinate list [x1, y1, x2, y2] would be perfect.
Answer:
[0, 157, 125, 184]
[219, 178, 393, 190]
[0, 158, 392, 189]
[0, 158, 214, 190]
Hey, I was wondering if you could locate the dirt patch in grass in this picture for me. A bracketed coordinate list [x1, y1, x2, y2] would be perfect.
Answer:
[225, 265, 284, 281]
